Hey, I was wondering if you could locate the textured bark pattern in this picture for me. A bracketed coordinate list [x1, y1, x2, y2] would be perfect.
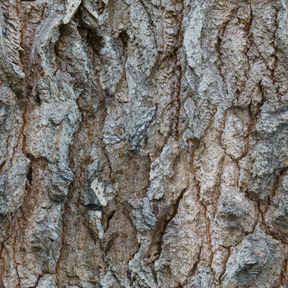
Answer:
[1, 0, 288, 287]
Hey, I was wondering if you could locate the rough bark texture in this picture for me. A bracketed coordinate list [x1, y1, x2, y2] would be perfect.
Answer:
[1, 0, 288, 287]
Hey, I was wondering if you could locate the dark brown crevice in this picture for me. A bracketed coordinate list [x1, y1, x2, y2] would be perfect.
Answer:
[173, 0, 184, 142]
[260, 183, 288, 245]
[149, 58, 178, 161]
[280, 258, 288, 285]
[32, 274, 42, 288]
[2, 0, 288, 286]
[95, 96, 111, 180]
[237, 173, 263, 231]
[97, 1, 105, 15]
[56, 23, 108, 284]
[120, 202, 137, 233]
[147, 2, 184, 153]
[53, 11, 115, 282]
[104, 210, 116, 232]
[262, 225, 287, 246]
[188, 150, 215, 278]
[54, 41, 81, 288]
[253, 80, 266, 120]
[55, 109, 83, 286]
[78, 25, 112, 179]
[102, 144, 113, 179]
[174, 63, 182, 142]
[17, 0, 34, 163]
[271, 8, 280, 100]
[84, 30, 104, 56]
[18, 0, 34, 102]
[26, 164, 33, 184]
[147, 187, 188, 266]
[215, 19, 230, 88]
[118, 30, 129, 55]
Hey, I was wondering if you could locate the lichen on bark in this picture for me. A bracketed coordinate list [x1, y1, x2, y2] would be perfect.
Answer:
[1, 0, 288, 287]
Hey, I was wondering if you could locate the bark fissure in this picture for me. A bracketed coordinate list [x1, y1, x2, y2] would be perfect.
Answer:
[1, 0, 288, 287]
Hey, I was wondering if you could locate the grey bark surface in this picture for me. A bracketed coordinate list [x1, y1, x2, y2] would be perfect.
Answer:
[0, 0, 288, 287]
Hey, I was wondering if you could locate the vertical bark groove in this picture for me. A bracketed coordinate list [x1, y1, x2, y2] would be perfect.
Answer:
[1, 0, 288, 287]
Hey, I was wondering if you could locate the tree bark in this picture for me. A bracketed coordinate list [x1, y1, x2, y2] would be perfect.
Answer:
[1, 0, 288, 287]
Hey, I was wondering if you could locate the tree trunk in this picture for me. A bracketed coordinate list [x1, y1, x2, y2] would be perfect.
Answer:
[1, 0, 288, 287]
